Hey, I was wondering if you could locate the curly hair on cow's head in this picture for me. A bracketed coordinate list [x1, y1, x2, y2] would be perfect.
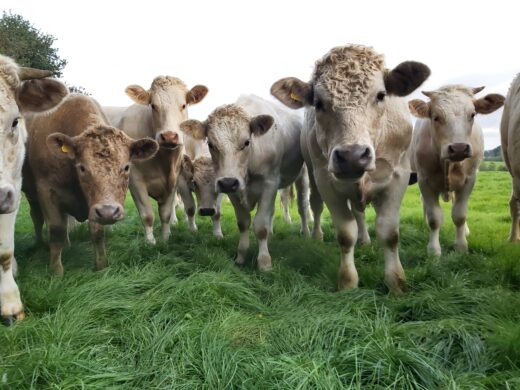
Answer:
[150, 76, 188, 92]
[312, 44, 385, 110]
[207, 104, 251, 128]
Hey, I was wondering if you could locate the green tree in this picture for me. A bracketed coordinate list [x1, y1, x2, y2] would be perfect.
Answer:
[0, 11, 67, 77]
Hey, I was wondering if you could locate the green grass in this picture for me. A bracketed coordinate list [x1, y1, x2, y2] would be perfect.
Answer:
[1, 172, 520, 389]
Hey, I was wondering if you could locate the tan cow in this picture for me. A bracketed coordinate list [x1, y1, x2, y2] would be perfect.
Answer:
[410, 85, 504, 255]
[106, 77, 208, 244]
[23, 94, 158, 275]
[0, 55, 68, 322]
[500, 75, 520, 241]
[271, 44, 430, 293]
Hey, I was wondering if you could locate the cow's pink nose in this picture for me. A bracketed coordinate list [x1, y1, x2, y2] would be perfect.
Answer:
[92, 203, 124, 224]
[158, 131, 179, 147]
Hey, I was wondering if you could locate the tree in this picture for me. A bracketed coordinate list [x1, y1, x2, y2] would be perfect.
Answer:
[0, 11, 66, 77]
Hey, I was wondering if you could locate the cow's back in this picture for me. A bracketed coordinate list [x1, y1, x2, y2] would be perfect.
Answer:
[501, 74, 520, 177]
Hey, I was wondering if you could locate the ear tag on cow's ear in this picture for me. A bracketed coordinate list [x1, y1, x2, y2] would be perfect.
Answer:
[290, 91, 301, 102]
[61, 144, 70, 153]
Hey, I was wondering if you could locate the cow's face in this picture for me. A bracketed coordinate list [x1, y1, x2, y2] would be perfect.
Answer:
[0, 55, 68, 213]
[125, 77, 208, 151]
[181, 155, 219, 216]
[409, 86, 504, 162]
[47, 126, 158, 224]
[271, 45, 430, 182]
[180, 104, 273, 195]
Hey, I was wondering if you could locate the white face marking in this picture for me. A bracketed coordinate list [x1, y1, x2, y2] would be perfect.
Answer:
[150, 83, 189, 145]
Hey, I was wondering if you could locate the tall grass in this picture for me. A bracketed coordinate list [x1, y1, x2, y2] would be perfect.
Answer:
[1, 172, 519, 389]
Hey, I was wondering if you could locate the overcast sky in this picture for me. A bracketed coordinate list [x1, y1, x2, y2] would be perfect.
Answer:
[4, 0, 518, 149]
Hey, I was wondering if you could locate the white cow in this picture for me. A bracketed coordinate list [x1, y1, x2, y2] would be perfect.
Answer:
[410, 85, 504, 255]
[271, 44, 430, 293]
[0, 55, 68, 323]
[180, 94, 311, 270]
[500, 74, 520, 241]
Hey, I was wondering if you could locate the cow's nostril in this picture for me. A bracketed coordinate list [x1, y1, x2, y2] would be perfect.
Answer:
[95, 207, 103, 218]
[361, 147, 371, 159]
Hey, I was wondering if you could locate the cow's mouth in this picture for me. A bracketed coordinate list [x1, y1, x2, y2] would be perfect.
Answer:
[331, 170, 365, 181]
[159, 143, 182, 150]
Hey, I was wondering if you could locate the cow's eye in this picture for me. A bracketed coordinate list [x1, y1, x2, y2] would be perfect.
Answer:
[78, 165, 86, 173]
[124, 164, 130, 173]
[151, 104, 157, 111]
[314, 99, 324, 111]
[12, 118, 19, 128]
[207, 141, 214, 150]
[433, 116, 441, 122]
[182, 104, 186, 110]
[241, 139, 250, 150]
[376, 91, 386, 102]
[470, 112, 476, 120]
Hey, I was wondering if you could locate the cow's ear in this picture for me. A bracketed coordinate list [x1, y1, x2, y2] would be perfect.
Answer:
[47, 133, 76, 159]
[384, 61, 431, 97]
[181, 154, 194, 180]
[474, 94, 505, 114]
[125, 85, 150, 105]
[187, 85, 208, 105]
[408, 99, 430, 118]
[271, 77, 313, 109]
[16, 79, 68, 113]
[130, 138, 158, 161]
[180, 119, 207, 140]
[250, 115, 274, 136]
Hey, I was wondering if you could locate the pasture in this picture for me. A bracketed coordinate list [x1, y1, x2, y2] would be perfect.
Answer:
[1, 171, 520, 389]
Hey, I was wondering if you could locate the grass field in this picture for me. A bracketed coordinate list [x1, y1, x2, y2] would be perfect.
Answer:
[1, 171, 520, 389]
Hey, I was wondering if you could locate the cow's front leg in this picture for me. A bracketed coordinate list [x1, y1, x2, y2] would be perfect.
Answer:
[295, 172, 311, 237]
[228, 193, 251, 266]
[280, 187, 292, 224]
[212, 194, 224, 238]
[253, 182, 278, 271]
[130, 180, 156, 244]
[0, 213, 24, 323]
[509, 180, 520, 242]
[89, 221, 107, 271]
[452, 175, 476, 252]
[28, 199, 45, 245]
[308, 168, 324, 241]
[47, 213, 68, 276]
[353, 207, 370, 245]
[419, 180, 443, 256]
[177, 180, 197, 231]
[372, 176, 408, 294]
[158, 190, 176, 241]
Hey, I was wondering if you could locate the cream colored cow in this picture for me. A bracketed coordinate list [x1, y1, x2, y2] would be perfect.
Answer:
[500, 74, 520, 242]
[271, 44, 430, 293]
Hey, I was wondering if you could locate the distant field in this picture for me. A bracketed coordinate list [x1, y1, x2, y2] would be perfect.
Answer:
[1, 171, 519, 389]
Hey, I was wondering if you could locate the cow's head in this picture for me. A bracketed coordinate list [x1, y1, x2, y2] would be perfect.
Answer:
[409, 85, 504, 162]
[271, 44, 430, 181]
[125, 76, 208, 151]
[47, 125, 158, 224]
[0, 55, 68, 213]
[180, 104, 273, 195]
[181, 155, 219, 216]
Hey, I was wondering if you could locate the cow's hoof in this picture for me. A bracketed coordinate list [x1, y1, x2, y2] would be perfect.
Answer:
[312, 230, 324, 242]
[427, 244, 441, 257]
[214, 231, 224, 239]
[146, 237, 156, 245]
[1, 308, 25, 326]
[301, 227, 311, 237]
[454, 243, 468, 253]
[51, 264, 64, 276]
[357, 236, 371, 246]
[339, 269, 359, 290]
[509, 236, 520, 243]
[234, 254, 246, 265]
[386, 274, 407, 296]
[257, 255, 272, 272]
[94, 263, 107, 272]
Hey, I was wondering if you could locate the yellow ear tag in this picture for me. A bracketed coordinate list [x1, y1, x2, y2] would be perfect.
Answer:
[61, 144, 70, 153]
[290, 92, 301, 102]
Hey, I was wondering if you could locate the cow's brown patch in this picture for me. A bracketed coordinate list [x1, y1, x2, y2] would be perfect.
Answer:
[0, 252, 12, 272]
[256, 228, 268, 240]
[337, 233, 354, 250]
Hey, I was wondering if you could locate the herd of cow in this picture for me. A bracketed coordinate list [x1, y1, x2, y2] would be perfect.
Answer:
[0, 44, 518, 324]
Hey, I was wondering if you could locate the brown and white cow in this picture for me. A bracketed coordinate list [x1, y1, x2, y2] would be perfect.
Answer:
[181, 94, 311, 271]
[501, 74, 520, 242]
[105, 76, 208, 244]
[0, 55, 68, 323]
[271, 45, 430, 293]
[410, 85, 504, 255]
[23, 94, 158, 275]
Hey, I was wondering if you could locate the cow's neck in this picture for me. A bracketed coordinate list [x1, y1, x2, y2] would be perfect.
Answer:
[156, 147, 182, 190]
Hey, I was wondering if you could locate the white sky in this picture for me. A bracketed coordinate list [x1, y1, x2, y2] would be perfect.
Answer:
[3, 0, 519, 149]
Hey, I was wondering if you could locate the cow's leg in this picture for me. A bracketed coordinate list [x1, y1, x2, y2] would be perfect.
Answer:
[228, 193, 251, 266]
[170, 193, 179, 225]
[47, 213, 68, 276]
[177, 180, 197, 231]
[308, 168, 324, 241]
[130, 182, 156, 244]
[353, 207, 370, 245]
[88, 221, 107, 271]
[419, 181, 443, 256]
[295, 173, 311, 237]
[212, 194, 224, 238]
[509, 178, 520, 242]
[158, 190, 176, 241]
[0, 212, 24, 322]
[253, 182, 278, 271]
[280, 187, 292, 224]
[28, 198, 45, 244]
[372, 175, 408, 294]
[452, 175, 476, 252]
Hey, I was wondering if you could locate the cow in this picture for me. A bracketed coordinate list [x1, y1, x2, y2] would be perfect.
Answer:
[279, 165, 313, 230]
[105, 76, 208, 244]
[0, 55, 69, 322]
[502, 75, 520, 242]
[23, 94, 158, 276]
[271, 44, 430, 294]
[409, 85, 504, 254]
[180, 94, 311, 271]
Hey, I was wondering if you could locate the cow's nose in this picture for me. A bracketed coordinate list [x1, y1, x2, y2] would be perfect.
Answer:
[332, 145, 374, 179]
[199, 207, 216, 217]
[447, 143, 472, 162]
[0, 186, 15, 214]
[217, 177, 239, 193]
[93, 203, 124, 224]
[158, 131, 180, 147]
